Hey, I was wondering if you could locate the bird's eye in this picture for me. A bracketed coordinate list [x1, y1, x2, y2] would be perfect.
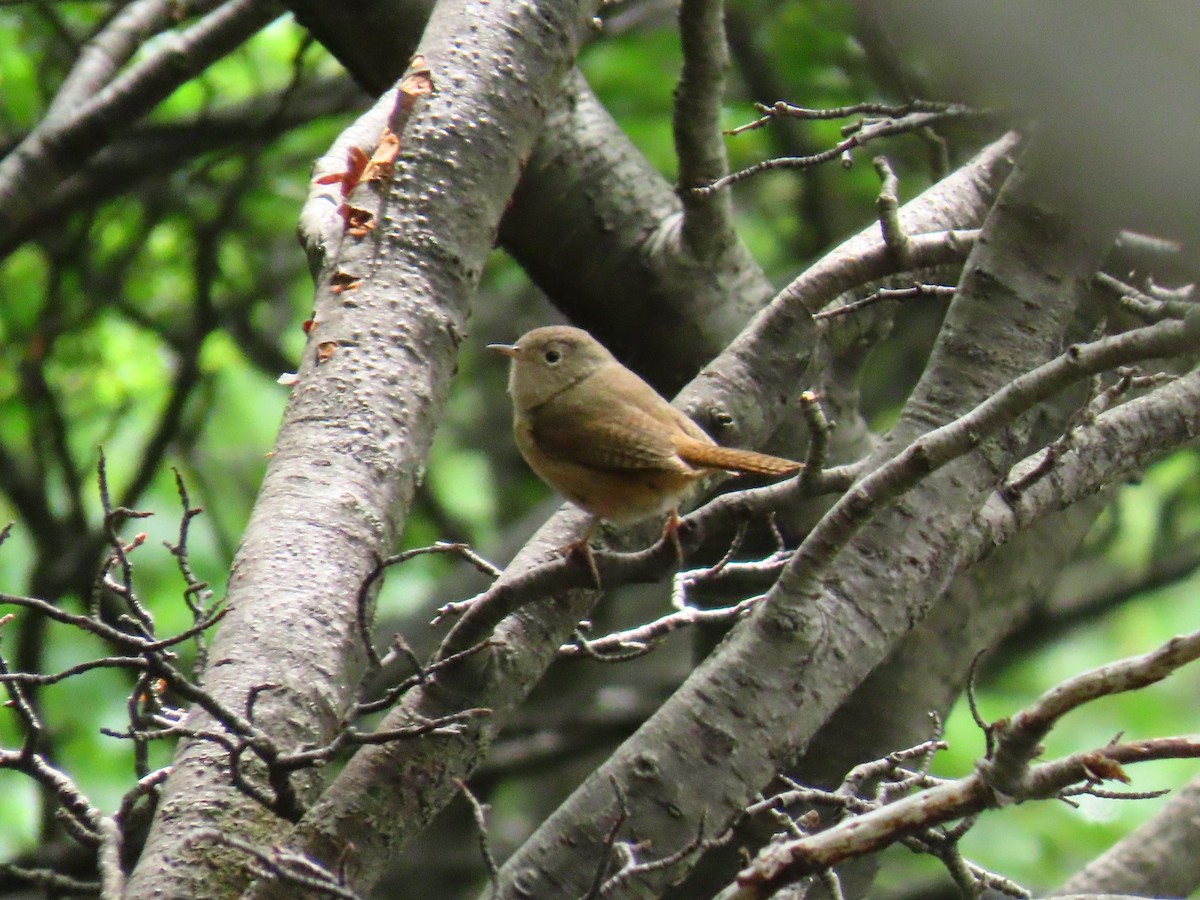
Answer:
[544, 349, 561, 364]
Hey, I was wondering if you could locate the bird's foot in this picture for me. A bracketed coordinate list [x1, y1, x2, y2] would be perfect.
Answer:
[660, 509, 684, 565]
[563, 538, 602, 589]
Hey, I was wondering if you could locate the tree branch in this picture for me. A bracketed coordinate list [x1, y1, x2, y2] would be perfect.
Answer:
[674, 0, 736, 259]
[128, 0, 604, 893]
[0, 0, 281, 247]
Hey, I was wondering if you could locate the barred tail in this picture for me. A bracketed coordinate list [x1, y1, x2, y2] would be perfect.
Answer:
[675, 437, 802, 477]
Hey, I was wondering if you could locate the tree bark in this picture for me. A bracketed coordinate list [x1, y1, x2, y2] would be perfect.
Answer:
[124, 0, 599, 894]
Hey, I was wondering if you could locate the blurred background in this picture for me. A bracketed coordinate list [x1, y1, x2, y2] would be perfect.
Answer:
[0, 2, 1197, 897]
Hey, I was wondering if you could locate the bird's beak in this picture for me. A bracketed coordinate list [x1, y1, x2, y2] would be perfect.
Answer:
[487, 342, 519, 359]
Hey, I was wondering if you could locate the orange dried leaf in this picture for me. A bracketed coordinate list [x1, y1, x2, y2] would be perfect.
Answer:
[344, 204, 375, 237]
[401, 70, 433, 98]
[330, 270, 360, 294]
[317, 341, 337, 363]
[314, 146, 371, 198]
[393, 56, 434, 129]
[400, 59, 433, 99]
[343, 146, 369, 189]
[1081, 752, 1131, 785]
[363, 128, 401, 183]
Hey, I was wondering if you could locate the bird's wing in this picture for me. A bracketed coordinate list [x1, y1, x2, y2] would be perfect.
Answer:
[528, 361, 728, 473]
[530, 399, 696, 473]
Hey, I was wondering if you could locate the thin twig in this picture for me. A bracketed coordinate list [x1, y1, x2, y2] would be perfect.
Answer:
[456, 779, 500, 896]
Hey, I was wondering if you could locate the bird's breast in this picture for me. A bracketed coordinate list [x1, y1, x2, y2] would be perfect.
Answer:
[513, 417, 699, 523]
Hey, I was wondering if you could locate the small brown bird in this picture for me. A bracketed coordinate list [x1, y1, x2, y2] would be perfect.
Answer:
[489, 326, 802, 560]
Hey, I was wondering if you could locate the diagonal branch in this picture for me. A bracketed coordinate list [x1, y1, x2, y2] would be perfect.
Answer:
[724, 630, 1200, 898]
[782, 314, 1200, 591]
[0, 0, 282, 248]
[44, 0, 226, 122]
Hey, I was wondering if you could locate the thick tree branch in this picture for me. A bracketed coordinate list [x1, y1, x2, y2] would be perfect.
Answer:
[124, 0, 603, 895]
[503, 66, 774, 392]
[974, 370, 1200, 556]
[285, 0, 777, 392]
[674, 133, 1019, 453]
[783, 316, 1200, 593]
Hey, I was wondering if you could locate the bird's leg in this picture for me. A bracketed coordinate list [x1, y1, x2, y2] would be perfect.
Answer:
[661, 508, 684, 565]
[563, 518, 602, 589]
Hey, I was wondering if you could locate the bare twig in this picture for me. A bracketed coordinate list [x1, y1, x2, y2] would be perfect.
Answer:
[273, 708, 491, 772]
[98, 816, 125, 899]
[165, 469, 213, 638]
[584, 778, 631, 900]
[457, 779, 500, 896]
[96, 449, 156, 635]
[873, 156, 913, 267]
[700, 104, 986, 194]
[725, 99, 975, 136]
[360, 542, 500, 668]
[1095, 271, 1194, 323]
[797, 390, 832, 491]
[812, 283, 956, 321]
[354, 638, 495, 717]
[560, 594, 764, 660]
[598, 810, 730, 897]
[0, 862, 98, 896]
